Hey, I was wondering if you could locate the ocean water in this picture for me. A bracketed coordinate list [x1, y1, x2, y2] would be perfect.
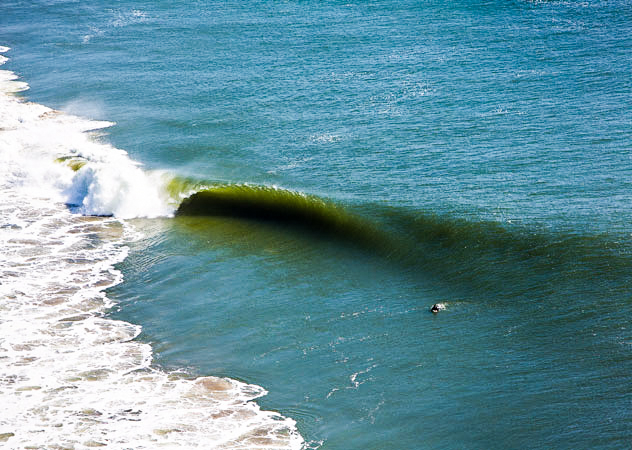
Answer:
[1, 1, 632, 449]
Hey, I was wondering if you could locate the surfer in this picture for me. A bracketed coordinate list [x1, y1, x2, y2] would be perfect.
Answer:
[430, 304, 440, 313]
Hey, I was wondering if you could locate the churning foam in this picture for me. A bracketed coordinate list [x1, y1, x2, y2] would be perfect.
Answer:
[0, 47, 304, 449]
[0, 48, 173, 219]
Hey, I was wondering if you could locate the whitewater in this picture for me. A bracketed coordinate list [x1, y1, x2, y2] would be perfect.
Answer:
[0, 46, 304, 449]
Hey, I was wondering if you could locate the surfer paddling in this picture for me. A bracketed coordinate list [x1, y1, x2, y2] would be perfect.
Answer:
[430, 304, 440, 313]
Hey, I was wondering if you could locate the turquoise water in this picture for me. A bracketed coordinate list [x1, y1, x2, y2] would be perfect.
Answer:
[2, 0, 632, 448]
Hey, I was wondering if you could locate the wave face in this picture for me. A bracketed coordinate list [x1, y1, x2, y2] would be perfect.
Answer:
[0, 47, 304, 449]
[176, 179, 632, 293]
[175, 185, 632, 304]
[176, 185, 389, 251]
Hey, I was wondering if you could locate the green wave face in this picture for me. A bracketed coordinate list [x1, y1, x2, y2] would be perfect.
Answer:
[175, 184, 632, 305]
[176, 185, 385, 249]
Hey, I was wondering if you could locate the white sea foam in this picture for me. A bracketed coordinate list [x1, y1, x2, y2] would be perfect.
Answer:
[0, 47, 175, 219]
[0, 84, 174, 218]
[0, 49, 304, 449]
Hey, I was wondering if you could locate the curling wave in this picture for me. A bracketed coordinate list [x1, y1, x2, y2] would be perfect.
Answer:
[175, 185, 387, 248]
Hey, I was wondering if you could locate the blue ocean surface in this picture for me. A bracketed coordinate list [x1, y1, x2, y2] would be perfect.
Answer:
[2, 0, 632, 448]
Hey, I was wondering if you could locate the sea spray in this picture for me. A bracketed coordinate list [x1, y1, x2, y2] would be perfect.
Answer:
[0, 48, 173, 218]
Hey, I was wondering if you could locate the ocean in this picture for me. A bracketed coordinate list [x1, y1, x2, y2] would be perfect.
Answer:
[1, 1, 631, 448]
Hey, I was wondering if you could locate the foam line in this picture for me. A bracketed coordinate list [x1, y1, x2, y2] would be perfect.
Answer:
[0, 47, 304, 449]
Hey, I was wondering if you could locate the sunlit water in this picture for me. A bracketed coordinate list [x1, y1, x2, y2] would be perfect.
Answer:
[2, 1, 632, 448]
